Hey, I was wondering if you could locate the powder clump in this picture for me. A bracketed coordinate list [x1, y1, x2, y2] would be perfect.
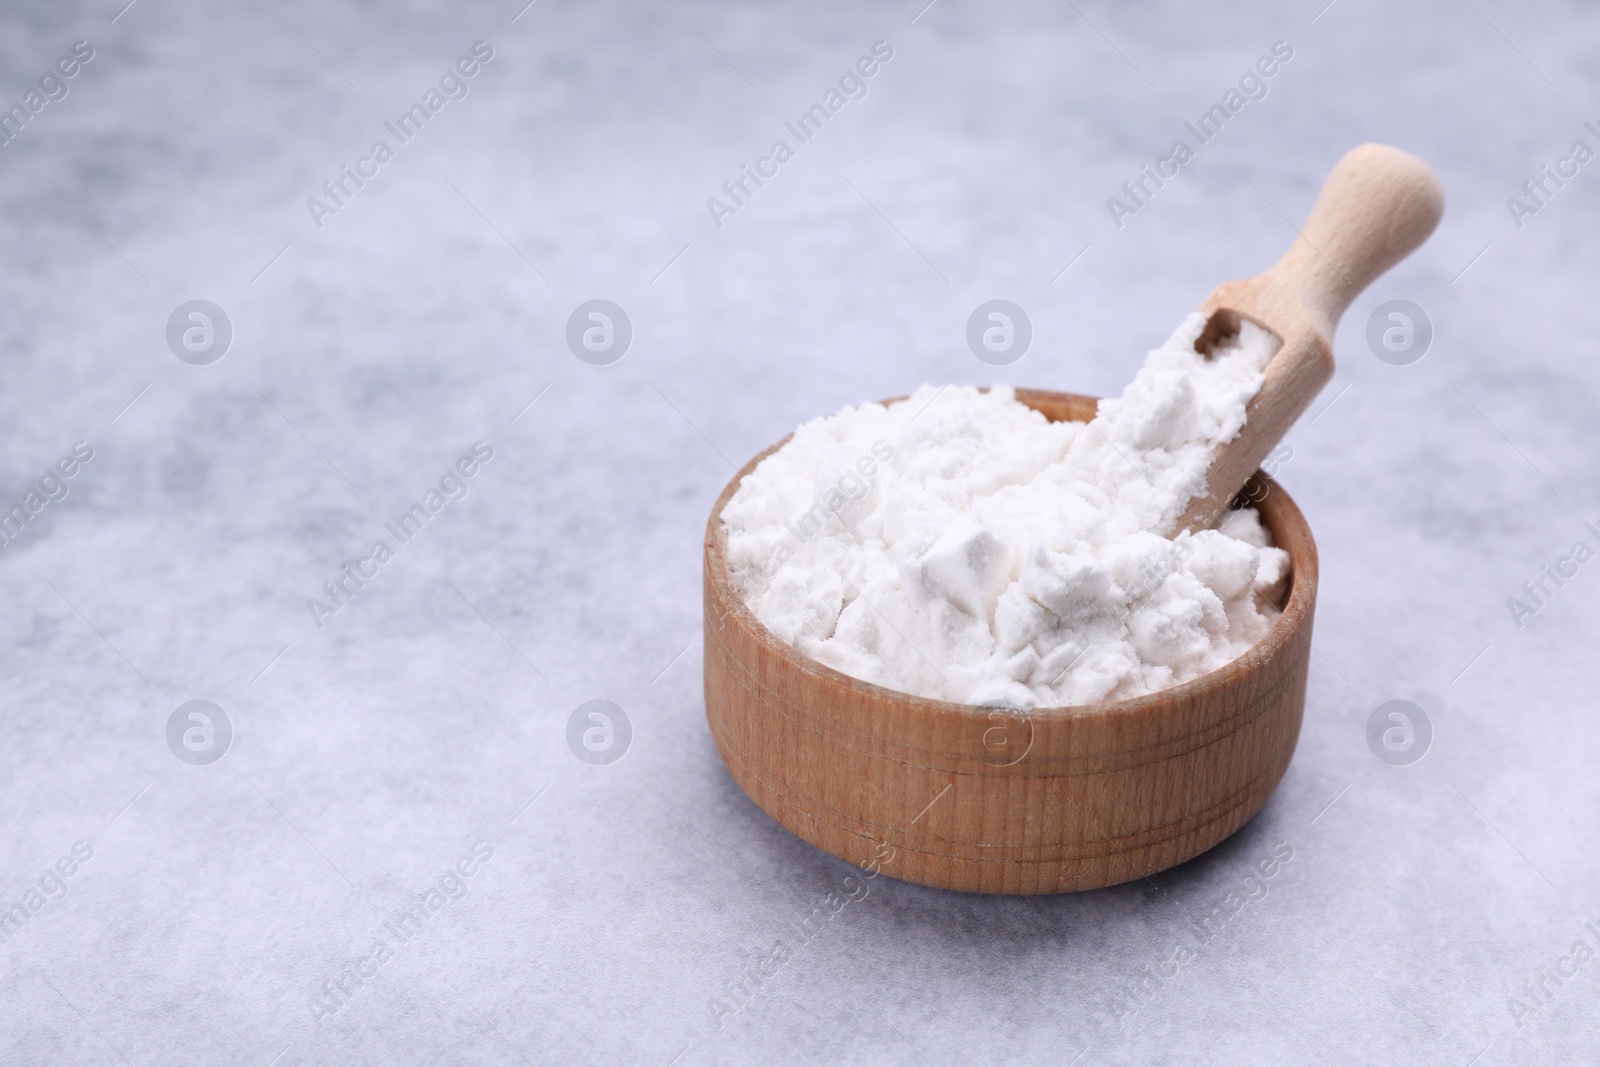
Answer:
[721, 312, 1288, 709]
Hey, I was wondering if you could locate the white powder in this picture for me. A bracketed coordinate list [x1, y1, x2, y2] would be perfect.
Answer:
[721, 312, 1290, 709]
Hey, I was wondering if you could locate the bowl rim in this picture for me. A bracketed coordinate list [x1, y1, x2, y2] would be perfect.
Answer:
[704, 388, 1319, 723]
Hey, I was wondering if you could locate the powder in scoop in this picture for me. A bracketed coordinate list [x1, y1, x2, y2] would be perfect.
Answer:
[721, 312, 1288, 709]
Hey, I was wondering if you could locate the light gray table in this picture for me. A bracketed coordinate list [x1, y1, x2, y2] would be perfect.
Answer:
[2, 1, 1594, 1063]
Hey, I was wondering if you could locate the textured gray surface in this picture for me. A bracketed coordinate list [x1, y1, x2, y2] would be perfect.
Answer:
[1, 0, 1596, 1064]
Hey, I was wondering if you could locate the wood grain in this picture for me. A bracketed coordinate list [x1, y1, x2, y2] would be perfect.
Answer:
[1177, 143, 1444, 532]
[703, 389, 1318, 895]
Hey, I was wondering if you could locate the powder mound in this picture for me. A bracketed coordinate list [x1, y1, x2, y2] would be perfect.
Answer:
[721, 312, 1288, 709]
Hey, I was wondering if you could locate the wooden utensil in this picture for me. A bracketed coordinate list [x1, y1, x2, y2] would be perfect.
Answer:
[705, 390, 1317, 894]
[1176, 143, 1444, 532]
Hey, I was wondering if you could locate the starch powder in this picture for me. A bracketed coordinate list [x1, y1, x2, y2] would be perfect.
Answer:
[721, 312, 1289, 709]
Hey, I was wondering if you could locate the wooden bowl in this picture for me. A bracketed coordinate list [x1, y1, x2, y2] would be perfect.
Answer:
[703, 389, 1317, 894]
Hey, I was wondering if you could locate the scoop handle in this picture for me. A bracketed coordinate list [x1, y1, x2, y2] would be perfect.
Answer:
[1267, 143, 1444, 339]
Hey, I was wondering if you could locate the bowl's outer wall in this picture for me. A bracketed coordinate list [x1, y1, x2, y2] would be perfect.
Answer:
[703, 391, 1318, 894]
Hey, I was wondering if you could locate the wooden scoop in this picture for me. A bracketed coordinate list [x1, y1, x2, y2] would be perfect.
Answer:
[1176, 143, 1444, 532]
